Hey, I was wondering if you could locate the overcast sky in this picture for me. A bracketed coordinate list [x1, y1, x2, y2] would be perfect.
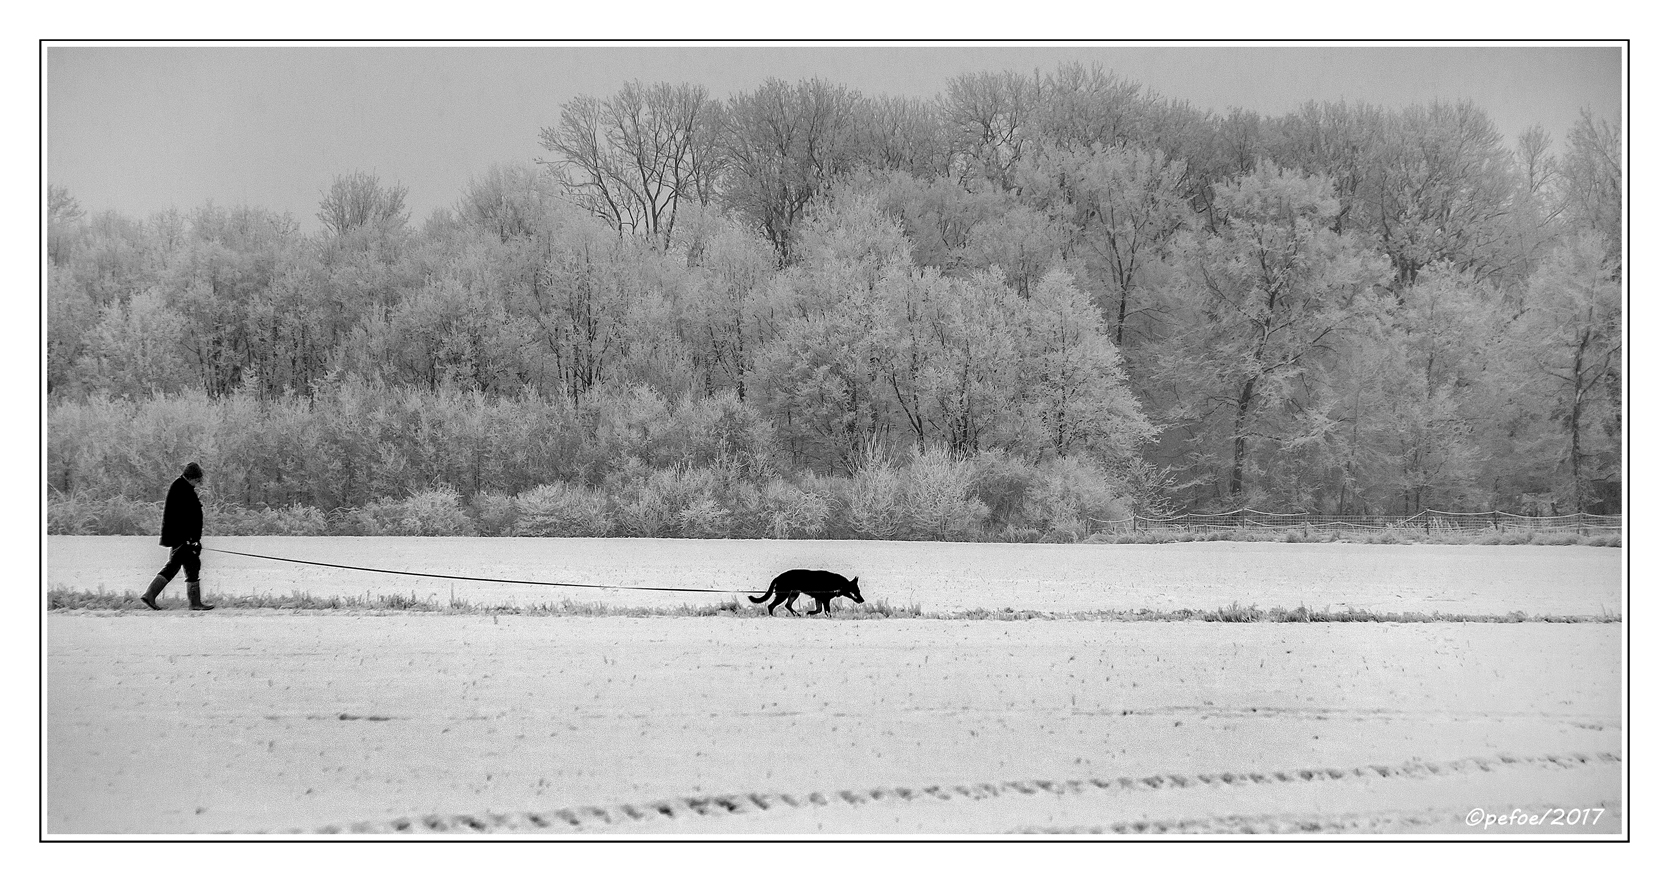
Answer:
[46, 43, 1623, 227]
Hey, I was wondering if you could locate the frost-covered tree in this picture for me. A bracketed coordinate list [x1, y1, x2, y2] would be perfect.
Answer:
[1015, 269, 1155, 465]
[1025, 143, 1190, 345]
[941, 69, 1038, 190]
[1559, 109, 1622, 264]
[721, 78, 862, 265]
[1365, 101, 1517, 290]
[317, 170, 409, 238]
[1155, 161, 1392, 503]
[456, 162, 556, 243]
[48, 184, 84, 267]
[1508, 233, 1621, 512]
[76, 288, 190, 397]
[538, 81, 725, 251]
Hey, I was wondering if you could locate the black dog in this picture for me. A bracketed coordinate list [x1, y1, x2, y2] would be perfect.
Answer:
[749, 569, 864, 616]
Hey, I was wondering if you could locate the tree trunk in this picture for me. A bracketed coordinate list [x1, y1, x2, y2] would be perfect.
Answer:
[1230, 377, 1256, 498]
[734, 316, 747, 403]
[1570, 324, 1589, 513]
[1114, 286, 1129, 348]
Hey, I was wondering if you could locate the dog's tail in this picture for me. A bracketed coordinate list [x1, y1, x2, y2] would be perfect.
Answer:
[747, 578, 778, 605]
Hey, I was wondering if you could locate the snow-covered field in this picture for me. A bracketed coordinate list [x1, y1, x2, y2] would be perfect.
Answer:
[45, 538, 1624, 836]
[48, 535, 1622, 616]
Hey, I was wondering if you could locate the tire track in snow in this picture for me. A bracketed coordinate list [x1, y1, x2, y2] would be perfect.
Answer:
[295, 750, 1621, 834]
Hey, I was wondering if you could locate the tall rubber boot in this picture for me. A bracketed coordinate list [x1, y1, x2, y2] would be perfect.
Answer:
[140, 575, 167, 610]
[186, 581, 214, 611]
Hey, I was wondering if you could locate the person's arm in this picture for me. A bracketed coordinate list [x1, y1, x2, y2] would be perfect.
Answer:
[188, 486, 204, 545]
[160, 480, 181, 546]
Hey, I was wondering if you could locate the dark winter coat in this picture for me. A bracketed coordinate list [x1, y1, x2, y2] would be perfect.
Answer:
[159, 476, 203, 547]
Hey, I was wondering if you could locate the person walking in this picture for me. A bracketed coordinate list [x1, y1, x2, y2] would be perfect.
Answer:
[139, 462, 214, 611]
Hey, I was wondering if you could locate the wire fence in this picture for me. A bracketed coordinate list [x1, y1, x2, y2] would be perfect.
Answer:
[1088, 508, 1623, 537]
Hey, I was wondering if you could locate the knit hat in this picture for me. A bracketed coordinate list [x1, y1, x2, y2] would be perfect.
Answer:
[182, 462, 204, 481]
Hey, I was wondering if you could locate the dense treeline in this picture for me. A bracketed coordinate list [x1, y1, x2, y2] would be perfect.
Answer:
[49, 385, 1134, 540]
[47, 63, 1622, 533]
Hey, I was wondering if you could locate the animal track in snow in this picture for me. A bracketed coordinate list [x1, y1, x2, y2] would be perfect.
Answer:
[297, 750, 1621, 835]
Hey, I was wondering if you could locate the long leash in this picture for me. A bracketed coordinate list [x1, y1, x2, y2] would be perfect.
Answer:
[204, 547, 741, 594]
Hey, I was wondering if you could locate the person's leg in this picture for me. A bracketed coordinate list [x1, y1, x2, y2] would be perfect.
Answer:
[183, 547, 212, 610]
[139, 574, 168, 609]
[141, 548, 186, 610]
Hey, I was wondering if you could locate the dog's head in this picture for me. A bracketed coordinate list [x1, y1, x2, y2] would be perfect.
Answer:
[845, 576, 864, 604]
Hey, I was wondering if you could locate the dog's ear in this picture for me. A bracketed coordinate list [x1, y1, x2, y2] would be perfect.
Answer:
[851, 576, 859, 586]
